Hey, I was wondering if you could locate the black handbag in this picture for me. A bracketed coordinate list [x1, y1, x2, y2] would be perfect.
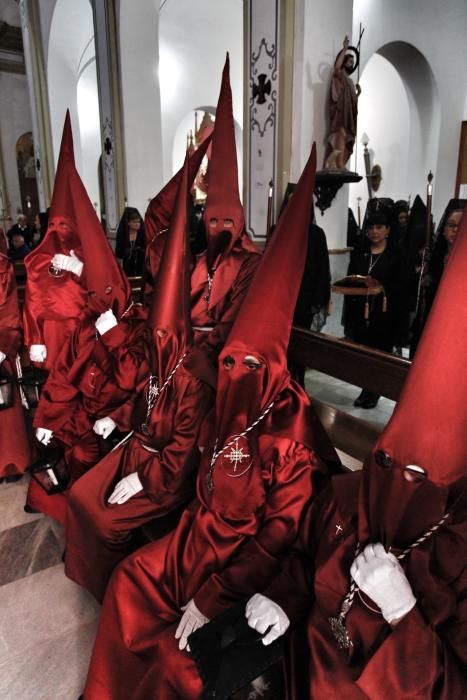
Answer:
[188, 601, 285, 700]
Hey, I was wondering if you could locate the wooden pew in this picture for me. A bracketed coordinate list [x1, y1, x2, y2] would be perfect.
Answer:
[288, 327, 411, 463]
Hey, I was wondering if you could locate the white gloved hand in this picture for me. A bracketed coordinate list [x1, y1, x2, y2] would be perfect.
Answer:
[92, 416, 117, 439]
[51, 249, 83, 277]
[36, 427, 53, 445]
[350, 543, 416, 624]
[175, 599, 209, 651]
[95, 309, 118, 336]
[245, 593, 290, 645]
[108, 472, 143, 505]
[0, 351, 6, 365]
[29, 344, 47, 363]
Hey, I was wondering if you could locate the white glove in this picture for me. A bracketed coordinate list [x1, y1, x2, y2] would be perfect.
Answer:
[51, 249, 83, 277]
[0, 351, 5, 365]
[245, 593, 290, 645]
[108, 472, 143, 505]
[175, 599, 209, 651]
[95, 309, 118, 336]
[29, 344, 47, 362]
[350, 543, 416, 624]
[92, 416, 117, 439]
[36, 427, 53, 445]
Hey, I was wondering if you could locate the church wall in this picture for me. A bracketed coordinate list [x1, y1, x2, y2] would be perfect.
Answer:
[291, 0, 353, 250]
[349, 53, 411, 216]
[352, 0, 467, 224]
[118, 0, 163, 217]
[158, 0, 243, 193]
[0, 71, 33, 219]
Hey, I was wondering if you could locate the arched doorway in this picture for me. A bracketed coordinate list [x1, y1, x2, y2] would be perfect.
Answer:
[15, 132, 39, 219]
[349, 41, 440, 216]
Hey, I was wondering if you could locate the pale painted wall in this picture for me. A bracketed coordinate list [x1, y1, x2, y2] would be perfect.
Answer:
[0, 71, 33, 219]
[350, 53, 411, 216]
[46, 0, 101, 208]
[352, 0, 467, 224]
[158, 0, 243, 191]
[291, 0, 354, 249]
[119, 0, 163, 216]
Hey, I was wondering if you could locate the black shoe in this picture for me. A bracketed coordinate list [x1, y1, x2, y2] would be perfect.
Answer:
[353, 390, 367, 407]
[361, 396, 379, 409]
[24, 504, 40, 514]
[6, 474, 23, 483]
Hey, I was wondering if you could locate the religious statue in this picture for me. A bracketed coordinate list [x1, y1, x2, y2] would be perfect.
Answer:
[324, 35, 361, 170]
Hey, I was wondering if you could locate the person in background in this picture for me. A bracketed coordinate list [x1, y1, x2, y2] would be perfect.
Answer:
[7, 213, 33, 248]
[8, 232, 30, 260]
[343, 203, 403, 409]
[115, 207, 145, 277]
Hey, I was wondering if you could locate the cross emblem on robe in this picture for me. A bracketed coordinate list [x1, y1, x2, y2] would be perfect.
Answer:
[226, 438, 251, 473]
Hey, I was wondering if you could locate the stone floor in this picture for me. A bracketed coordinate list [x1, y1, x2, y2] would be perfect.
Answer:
[0, 477, 99, 700]
[305, 367, 396, 430]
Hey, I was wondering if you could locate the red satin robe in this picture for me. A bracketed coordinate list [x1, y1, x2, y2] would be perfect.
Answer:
[83, 436, 322, 699]
[190, 232, 261, 360]
[32, 305, 146, 479]
[285, 472, 467, 700]
[23, 246, 87, 370]
[0, 254, 30, 477]
[25, 307, 146, 523]
[65, 364, 213, 603]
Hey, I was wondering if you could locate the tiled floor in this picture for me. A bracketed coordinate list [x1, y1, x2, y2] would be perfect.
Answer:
[0, 477, 99, 700]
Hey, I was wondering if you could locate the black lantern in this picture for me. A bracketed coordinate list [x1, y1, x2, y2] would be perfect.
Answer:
[30, 449, 69, 494]
[0, 376, 14, 410]
[18, 368, 48, 408]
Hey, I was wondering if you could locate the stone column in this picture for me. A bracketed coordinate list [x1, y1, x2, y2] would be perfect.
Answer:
[90, 0, 126, 238]
[244, 0, 295, 241]
[18, 0, 54, 209]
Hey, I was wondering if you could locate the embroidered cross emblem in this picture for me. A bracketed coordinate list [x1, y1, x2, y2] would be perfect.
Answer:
[226, 438, 251, 473]
[335, 524, 343, 535]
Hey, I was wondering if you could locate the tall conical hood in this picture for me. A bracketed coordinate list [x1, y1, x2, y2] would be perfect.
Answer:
[144, 133, 212, 246]
[378, 205, 467, 484]
[67, 167, 131, 317]
[25, 111, 130, 318]
[214, 144, 317, 446]
[359, 206, 467, 547]
[48, 110, 75, 220]
[148, 152, 192, 380]
[204, 54, 245, 270]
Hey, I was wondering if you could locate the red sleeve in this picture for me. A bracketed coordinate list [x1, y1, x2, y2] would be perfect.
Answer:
[137, 379, 213, 501]
[200, 253, 260, 360]
[357, 567, 467, 699]
[0, 327, 22, 358]
[33, 332, 80, 431]
[194, 443, 315, 619]
[97, 322, 148, 393]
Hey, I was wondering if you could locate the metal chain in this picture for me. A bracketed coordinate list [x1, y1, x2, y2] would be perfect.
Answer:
[203, 268, 217, 304]
[206, 400, 275, 492]
[329, 510, 451, 649]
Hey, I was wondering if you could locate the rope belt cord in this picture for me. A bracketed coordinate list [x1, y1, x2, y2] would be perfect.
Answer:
[206, 400, 275, 493]
[141, 351, 188, 435]
[15, 354, 29, 409]
[329, 510, 451, 650]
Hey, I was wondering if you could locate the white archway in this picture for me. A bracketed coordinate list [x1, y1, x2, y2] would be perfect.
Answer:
[47, 0, 101, 208]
